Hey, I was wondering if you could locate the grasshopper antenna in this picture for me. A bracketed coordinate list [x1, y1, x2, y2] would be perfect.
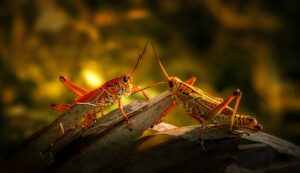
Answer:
[151, 42, 170, 80]
[131, 42, 148, 77]
[131, 81, 167, 96]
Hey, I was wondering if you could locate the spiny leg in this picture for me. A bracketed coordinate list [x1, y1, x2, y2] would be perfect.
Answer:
[82, 113, 97, 129]
[230, 90, 242, 130]
[131, 86, 149, 100]
[206, 89, 242, 131]
[118, 98, 132, 130]
[83, 114, 90, 129]
[74, 102, 99, 129]
[200, 122, 205, 150]
[191, 115, 206, 150]
[151, 102, 179, 128]
[94, 111, 104, 123]
[130, 81, 168, 99]
[182, 101, 206, 148]
[59, 76, 89, 96]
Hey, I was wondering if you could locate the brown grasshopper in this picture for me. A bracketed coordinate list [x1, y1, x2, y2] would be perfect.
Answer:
[151, 43, 262, 141]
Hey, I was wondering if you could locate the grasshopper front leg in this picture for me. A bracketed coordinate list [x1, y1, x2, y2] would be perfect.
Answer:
[131, 86, 149, 100]
[151, 76, 197, 127]
[190, 114, 206, 150]
[118, 98, 133, 130]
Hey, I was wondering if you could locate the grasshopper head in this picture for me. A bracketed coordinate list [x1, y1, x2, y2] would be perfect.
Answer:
[168, 77, 182, 93]
[241, 116, 263, 132]
[121, 73, 133, 92]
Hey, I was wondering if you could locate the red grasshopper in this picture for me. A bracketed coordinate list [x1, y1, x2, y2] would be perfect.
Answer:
[150, 43, 262, 138]
[51, 43, 164, 130]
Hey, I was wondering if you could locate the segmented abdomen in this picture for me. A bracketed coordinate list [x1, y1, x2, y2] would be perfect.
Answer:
[182, 97, 233, 121]
[213, 114, 255, 127]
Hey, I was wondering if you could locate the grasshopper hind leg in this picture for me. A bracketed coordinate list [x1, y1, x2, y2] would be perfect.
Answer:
[205, 89, 242, 131]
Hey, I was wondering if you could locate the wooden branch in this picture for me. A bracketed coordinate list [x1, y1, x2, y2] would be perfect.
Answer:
[101, 124, 300, 173]
[243, 131, 300, 158]
[6, 91, 172, 173]
[151, 123, 300, 158]
[5, 91, 300, 173]
[105, 126, 239, 173]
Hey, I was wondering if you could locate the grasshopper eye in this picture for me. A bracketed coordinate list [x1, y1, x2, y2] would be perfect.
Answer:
[168, 81, 173, 88]
[123, 76, 129, 83]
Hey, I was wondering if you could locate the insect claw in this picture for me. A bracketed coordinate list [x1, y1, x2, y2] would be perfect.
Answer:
[150, 118, 163, 128]
[127, 124, 133, 131]
[93, 118, 97, 123]
[200, 140, 206, 151]
[82, 123, 89, 131]
[231, 130, 249, 136]
[127, 121, 133, 131]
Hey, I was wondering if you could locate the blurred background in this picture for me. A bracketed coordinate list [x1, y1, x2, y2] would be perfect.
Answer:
[0, 0, 299, 160]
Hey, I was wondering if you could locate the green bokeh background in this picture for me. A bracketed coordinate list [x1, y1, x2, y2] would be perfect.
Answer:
[0, 0, 299, 160]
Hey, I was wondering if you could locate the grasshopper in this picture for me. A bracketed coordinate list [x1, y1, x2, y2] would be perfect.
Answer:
[151, 43, 262, 139]
[51, 43, 164, 130]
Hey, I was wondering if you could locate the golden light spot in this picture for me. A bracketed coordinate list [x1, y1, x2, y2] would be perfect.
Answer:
[80, 60, 105, 88]
[81, 69, 102, 88]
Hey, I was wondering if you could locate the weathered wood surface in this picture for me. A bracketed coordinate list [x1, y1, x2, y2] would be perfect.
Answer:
[147, 123, 300, 173]
[4, 91, 300, 173]
[151, 123, 300, 158]
[6, 92, 172, 173]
